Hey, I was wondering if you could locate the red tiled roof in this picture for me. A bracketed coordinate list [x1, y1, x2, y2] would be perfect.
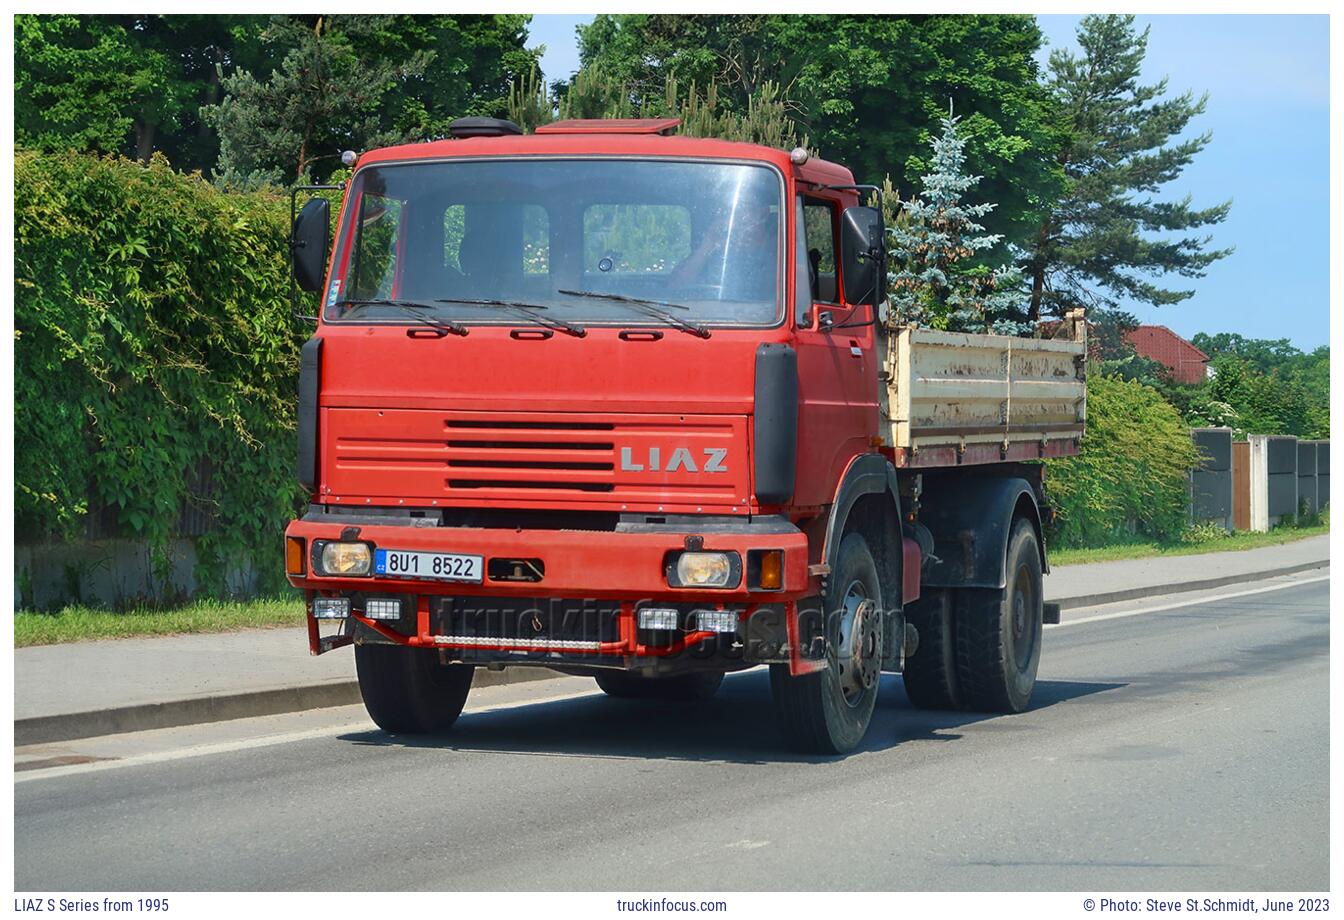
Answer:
[1124, 325, 1209, 385]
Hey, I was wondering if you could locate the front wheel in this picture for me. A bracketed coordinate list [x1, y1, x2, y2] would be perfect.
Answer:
[770, 532, 883, 754]
[355, 643, 474, 734]
[954, 519, 1044, 713]
[594, 671, 724, 701]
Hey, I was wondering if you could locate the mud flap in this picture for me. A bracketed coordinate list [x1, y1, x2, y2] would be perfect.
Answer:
[786, 596, 827, 676]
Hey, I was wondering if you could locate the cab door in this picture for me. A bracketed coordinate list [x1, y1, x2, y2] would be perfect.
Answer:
[791, 193, 879, 509]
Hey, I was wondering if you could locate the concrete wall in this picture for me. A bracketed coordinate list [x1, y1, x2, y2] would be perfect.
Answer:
[1297, 440, 1318, 515]
[1317, 441, 1330, 510]
[1249, 436, 1293, 532]
[1189, 428, 1234, 530]
[15, 539, 259, 611]
[1246, 435, 1329, 532]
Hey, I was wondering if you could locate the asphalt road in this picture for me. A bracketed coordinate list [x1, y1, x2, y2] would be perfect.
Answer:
[14, 573, 1329, 891]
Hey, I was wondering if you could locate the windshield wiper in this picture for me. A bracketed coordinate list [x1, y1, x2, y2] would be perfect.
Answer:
[434, 298, 586, 339]
[339, 299, 468, 337]
[557, 289, 710, 339]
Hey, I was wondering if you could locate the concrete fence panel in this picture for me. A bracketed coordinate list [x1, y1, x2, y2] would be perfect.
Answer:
[1189, 428, 1234, 529]
[1249, 435, 1300, 531]
[1317, 441, 1330, 510]
[1297, 440, 1319, 515]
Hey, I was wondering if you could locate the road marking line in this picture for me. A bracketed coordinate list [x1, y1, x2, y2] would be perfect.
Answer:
[14, 689, 603, 784]
[1047, 572, 1329, 629]
[16, 572, 1326, 782]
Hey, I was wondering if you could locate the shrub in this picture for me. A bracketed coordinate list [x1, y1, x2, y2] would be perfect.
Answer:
[15, 148, 306, 596]
[1046, 374, 1202, 548]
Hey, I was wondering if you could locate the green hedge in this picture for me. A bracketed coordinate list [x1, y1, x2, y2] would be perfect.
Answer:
[1046, 374, 1202, 548]
[15, 148, 306, 595]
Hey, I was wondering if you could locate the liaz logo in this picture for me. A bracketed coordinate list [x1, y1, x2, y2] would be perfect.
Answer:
[620, 446, 729, 474]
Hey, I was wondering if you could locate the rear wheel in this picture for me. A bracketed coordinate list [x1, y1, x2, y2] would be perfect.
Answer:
[355, 643, 474, 734]
[901, 587, 962, 710]
[594, 671, 724, 701]
[954, 519, 1044, 713]
[770, 532, 883, 754]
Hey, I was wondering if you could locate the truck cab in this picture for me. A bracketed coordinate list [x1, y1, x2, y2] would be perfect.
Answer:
[284, 117, 1071, 754]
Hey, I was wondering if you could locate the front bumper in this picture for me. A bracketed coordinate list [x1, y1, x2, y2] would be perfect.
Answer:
[285, 513, 824, 674]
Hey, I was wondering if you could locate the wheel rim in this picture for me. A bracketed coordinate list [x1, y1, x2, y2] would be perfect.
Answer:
[1010, 561, 1036, 669]
[835, 579, 881, 706]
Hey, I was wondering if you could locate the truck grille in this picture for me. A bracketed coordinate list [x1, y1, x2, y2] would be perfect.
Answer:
[444, 419, 615, 492]
[322, 408, 751, 511]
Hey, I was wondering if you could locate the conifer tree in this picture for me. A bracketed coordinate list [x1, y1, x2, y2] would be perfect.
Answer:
[886, 113, 1026, 332]
[1022, 14, 1231, 320]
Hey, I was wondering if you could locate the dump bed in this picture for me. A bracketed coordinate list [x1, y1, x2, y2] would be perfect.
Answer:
[879, 310, 1088, 469]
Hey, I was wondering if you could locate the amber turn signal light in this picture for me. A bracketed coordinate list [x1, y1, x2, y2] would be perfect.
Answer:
[750, 549, 784, 590]
[286, 536, 306, 576]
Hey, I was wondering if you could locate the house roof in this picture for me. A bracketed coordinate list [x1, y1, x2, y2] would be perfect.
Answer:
[1124, 325, 1209, 363]
[1123, 325, 1210, 383]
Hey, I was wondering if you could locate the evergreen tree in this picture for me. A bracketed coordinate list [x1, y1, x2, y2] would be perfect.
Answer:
[508, 66, 800, 148]
[204, 16, 433, 185]
[576, 14, 1064, 250]
[1022, 14, 1232, 320]
[886, 113, 1026, 332]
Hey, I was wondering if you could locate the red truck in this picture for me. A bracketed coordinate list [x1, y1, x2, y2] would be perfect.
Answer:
[284, 117, 1087, 754]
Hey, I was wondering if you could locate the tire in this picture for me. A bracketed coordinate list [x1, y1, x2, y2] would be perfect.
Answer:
[355, 643, 474, 734]
[770, 531, 883, 754]
[901, 587, 962, 710]
[594, 670, 723, 701]
[954, 519, 1044, 713]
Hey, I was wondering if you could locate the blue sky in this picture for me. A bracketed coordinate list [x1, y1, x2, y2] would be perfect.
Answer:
[527, 14, 1330, 350]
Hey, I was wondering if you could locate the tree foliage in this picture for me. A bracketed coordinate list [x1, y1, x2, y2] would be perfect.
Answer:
[15, 149, 305, 596]
[1021, 14, 1232, 320]
[1096, 328, 1329, 439]
[1195, 338, 1329, 438]
[576, 14, 1064, 251]
[15, 15, 270, 171]
[509, 64, 801, 148]
[16, 14, 537, 182]
[886, 114, 1026, 332]
[203, 16, 437, 185]
[1046, 374, 1202, 547]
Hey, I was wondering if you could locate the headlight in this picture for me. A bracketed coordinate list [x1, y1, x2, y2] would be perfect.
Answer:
[671, 551, 739, 589]
[319, 541, 372, 576]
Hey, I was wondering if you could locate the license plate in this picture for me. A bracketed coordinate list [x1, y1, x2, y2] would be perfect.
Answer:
[374, 549, 483, 583]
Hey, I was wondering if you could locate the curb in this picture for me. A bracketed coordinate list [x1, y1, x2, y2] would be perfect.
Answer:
[15, 559, 1328, 747]
[14, 665, 557, 747]
[1050, 558, 1328, 610]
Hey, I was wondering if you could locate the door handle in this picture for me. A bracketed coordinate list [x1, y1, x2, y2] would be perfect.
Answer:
[849, 340, 863, 357]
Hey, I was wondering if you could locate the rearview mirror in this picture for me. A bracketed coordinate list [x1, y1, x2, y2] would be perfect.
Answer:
[291, 198, 330, 293]
[839, 205, 884, 306]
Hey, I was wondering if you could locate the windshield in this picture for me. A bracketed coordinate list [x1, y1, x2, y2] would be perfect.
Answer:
[323, 158, 784, 327]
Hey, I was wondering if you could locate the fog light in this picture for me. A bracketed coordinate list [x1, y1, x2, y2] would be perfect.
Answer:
[320, 541, 372, 576]
[673, 552, 736, 588]
[364, 598, 401, 621]
[313, 597, 350, 620]
[638, 607, 680, 631]
[693, 609, 739, 633]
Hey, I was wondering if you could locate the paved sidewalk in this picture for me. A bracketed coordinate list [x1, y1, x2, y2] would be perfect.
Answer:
[1044, 533, 1330, 607]
[14, 534, 1328, 744]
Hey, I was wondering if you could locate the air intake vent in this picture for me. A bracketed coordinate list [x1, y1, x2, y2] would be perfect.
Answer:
[444, 418, 616, 491]
[448, 117, 524, 139]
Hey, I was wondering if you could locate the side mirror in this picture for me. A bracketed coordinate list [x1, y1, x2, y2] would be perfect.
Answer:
[291, 198, 330, 293]
[839, 205, 884, 306]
